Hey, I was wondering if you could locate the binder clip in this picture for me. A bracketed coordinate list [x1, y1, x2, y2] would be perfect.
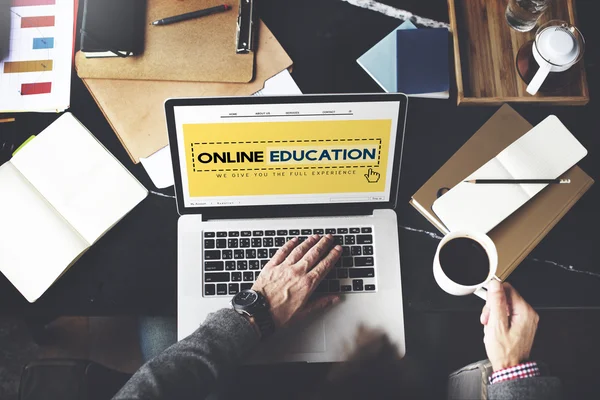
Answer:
[236, 0, 256, 53]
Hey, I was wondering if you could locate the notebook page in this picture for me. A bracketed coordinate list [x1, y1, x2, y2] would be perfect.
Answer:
[432, 116, 587, 233]
[496, 116, 588, 197]
[11, 113, 147, 244]
[432, 158, 531, 232]
[0, 162, 88, 303]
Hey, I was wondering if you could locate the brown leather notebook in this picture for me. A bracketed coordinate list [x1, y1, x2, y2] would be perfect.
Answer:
[75, 0, 254, 82]
[410, 104, 594, 280]
[81, 22, 293, 163]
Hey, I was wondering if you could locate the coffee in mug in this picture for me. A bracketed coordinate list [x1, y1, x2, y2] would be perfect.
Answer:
[439, 237, 490, 286]
[433, 231, 498, 298]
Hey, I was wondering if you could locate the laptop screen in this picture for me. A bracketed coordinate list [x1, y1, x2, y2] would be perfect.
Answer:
[169, 95, 406, 210]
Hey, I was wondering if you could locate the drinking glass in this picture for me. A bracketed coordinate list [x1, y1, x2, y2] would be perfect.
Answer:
[505, 0, 551, 32]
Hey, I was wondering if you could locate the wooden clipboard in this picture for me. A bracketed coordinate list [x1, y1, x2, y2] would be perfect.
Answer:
[75, 0, 254, 83]
[81, 22, 293, 163]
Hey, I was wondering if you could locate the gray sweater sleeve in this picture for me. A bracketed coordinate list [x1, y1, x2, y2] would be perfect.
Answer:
[113, 308, 259, 400]
[488, 376, 563, 400]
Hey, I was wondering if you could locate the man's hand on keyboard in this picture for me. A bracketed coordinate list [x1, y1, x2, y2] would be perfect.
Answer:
[252, 234, 342, 329]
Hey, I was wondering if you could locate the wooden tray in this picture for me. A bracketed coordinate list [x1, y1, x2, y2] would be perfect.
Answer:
[448, 0, 589, 106]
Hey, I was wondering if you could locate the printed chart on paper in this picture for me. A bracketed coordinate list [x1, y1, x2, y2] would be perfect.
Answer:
[0, 0, 74, 112]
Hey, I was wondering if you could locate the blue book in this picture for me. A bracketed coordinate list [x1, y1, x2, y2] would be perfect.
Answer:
[357, 21, 417, 93]
[396, 28, 449, 98]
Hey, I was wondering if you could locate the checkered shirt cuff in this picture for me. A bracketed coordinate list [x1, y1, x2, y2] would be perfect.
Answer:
[489, 362, 541, 384]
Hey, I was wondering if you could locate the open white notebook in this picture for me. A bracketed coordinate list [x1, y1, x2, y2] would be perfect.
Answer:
[0, 113, 147, 302]
[432, 116, 588, 233]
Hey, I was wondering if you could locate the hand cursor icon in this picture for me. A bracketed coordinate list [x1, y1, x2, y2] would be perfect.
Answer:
[364, 168, 380, 183]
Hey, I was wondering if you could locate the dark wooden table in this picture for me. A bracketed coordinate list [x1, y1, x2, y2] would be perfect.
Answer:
[0, 0, 598, 317]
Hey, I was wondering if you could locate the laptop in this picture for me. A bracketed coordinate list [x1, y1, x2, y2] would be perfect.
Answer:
[166, 93, 408, 363]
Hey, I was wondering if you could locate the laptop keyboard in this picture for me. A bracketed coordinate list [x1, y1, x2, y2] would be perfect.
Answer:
[203, 227, 376, 297]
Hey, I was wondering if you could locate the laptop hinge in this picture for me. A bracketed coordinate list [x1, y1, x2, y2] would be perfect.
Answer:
[201, 205, 374, 222]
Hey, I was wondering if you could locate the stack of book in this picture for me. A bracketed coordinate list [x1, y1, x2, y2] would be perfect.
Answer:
[410, 105, 593, 281]
[357, 21, 449, 99]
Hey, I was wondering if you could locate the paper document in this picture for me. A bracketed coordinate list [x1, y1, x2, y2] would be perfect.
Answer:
[253, 69, 302, 96]
[432, 116, 588, 233]
[140, 145, 174, 190]
[141, 70, 302, 189]
[0, 0, 75, 112]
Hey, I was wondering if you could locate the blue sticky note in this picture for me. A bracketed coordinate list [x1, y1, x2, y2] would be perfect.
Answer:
[396, 28, 449, 95]
[357, 20, 417, 93]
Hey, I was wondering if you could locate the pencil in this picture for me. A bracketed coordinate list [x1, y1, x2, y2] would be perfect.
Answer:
[0, 117, 15, 123]
[151, 4, 231, 26]
[465, 179, 571, 184]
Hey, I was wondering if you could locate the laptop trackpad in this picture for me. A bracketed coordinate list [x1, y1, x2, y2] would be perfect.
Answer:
[274, 319, 326, 353]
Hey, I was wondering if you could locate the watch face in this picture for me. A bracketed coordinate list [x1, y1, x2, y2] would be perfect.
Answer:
[235, 290, 258, 306]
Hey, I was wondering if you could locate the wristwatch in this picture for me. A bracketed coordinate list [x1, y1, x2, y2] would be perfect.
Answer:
[231, 289, 275, 339]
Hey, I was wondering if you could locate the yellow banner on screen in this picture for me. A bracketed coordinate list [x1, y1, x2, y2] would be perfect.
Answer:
[183, 119, 392, 197]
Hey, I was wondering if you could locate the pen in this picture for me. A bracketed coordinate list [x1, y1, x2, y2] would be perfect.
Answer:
[151, 4, 232, 26]
[465, 179, 571, 184]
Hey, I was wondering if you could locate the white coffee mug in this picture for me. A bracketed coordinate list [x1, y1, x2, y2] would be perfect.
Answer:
[433, 230, 498, 300]
[526, 20, 585, 95]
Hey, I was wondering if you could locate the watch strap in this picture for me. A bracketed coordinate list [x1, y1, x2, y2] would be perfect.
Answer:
[253, 307, 275, 338]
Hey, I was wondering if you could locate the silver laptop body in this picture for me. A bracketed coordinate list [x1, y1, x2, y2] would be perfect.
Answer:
[166, 93, 408, 363]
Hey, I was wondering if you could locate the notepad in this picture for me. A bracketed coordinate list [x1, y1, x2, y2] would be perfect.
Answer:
[357, 23, 449, 98]
[395, 28, 449, 98]
[0, 113, 148, 302]
[357, 20, 416, 93]
[432, 116, 588, 233]
[81, 0, 146, 58]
